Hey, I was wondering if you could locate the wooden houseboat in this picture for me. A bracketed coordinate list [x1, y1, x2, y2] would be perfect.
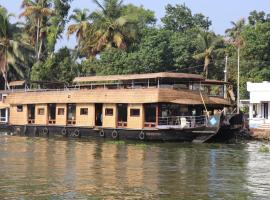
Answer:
[0, 72, 242, 142]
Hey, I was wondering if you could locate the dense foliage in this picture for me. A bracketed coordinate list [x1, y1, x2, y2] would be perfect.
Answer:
[1, 0, 270, 99]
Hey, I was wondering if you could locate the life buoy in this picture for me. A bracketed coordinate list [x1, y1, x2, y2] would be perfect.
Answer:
[112, 130, 118, 139]
[139, 131, 145, 140]
[42, 127, 49, 135]
[61, 128, 67, 136]
[73, 129, 80, 137]
[99, 129, 105, 137]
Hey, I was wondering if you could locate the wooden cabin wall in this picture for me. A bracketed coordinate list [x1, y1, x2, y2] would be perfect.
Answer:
[127, 104, 144, 129]
[9, 105, 27, 125]
[55, 104, 67, 126]
[76, 103, 95, 127]
[35, 104, 48, 125]
[102, 104, 117, 128]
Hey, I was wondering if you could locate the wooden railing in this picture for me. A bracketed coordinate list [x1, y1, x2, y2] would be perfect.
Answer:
[144, 122, 156, 128]
[117, 121, 127, 128]
[67, 120, 76, 125]
[28, 119, 35, 124]
[48, 120, 56, 125]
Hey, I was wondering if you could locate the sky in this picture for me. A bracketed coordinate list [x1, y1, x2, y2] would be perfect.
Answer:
[1, 0, 270, 50]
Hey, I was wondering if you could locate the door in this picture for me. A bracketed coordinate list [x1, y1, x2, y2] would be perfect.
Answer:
[27, 104, 35, 124]
[67, 104, 76, 125]
[48, 104, 56, 124]
[95, 104, 103, 126]
[264, 103, 269, 119]
[117, 104, 127, 127]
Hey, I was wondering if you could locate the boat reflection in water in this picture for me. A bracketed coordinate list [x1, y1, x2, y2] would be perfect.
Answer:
[0, 135, 269, 199]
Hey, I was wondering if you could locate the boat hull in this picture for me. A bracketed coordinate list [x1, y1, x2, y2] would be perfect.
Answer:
[0, 124, 237, 143]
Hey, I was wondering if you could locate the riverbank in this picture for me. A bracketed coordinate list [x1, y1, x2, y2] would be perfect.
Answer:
[250, 128, 270, 140]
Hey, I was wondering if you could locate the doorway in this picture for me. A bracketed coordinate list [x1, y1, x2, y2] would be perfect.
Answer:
[67, 104, 76, 125]
[27, 104, 35, 124]
[144, 103, 157, 128]
[95, 103, 103, 126]
[117, 104, 127, 127]
[48, 104, 56, 124]
[263, 103, 269, 119]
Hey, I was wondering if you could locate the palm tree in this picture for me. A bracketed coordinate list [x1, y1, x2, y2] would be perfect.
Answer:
[67, 9, 91, 43]
[80, 0, 138, 57]
[193, 31, 222, 78]
[20, 0, 54, 60]
[0, 9, 33, 90]
[225, 18, 245, 113]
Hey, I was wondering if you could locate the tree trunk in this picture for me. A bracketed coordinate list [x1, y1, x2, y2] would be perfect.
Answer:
[204, 56, 210, 79]
[3, 50, 10, 90]
[237, 47, 240, 114]
[37, 38, 43, 60]
[36, 18, 40, 60]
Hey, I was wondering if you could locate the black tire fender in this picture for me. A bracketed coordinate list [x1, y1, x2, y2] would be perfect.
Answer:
[99, 129, 105, 137]
[42, 127, 49, 135]
[112, 130, 118, 139]
[61, 128, 67, 136]
[139, 131, 145, 140]
[73, 129, 80, 137]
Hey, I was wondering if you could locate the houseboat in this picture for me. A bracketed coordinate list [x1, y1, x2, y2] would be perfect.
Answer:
[0, 72, 242, 142]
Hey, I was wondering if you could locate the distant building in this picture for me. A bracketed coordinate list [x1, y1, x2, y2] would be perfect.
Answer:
[247, 81, 270, 128]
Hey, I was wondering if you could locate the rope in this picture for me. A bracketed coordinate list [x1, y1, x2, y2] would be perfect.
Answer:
[199, 82, 209, 118]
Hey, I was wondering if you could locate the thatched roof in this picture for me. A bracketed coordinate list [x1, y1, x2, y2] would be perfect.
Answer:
[73, 72, 203, 83]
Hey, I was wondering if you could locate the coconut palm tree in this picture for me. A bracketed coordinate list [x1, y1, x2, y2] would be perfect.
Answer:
[80, 0, 138, 57]
[0, 9, 33, 90]
[193, 31, 223, 78]
[67, 8, 91, 43]
[20, 0, 54, 60]
[225, 18, 245, 113]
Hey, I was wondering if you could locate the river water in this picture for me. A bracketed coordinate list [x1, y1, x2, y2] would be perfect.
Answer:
[0, 135, 270, 200]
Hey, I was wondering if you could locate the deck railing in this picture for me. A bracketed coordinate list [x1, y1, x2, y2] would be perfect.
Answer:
[67, 120, 76, 125]
[158, 115, 207, 129]
[28, 119, 35, 124]
[117, 121, 127, 127]
[0, 117, 7, 123]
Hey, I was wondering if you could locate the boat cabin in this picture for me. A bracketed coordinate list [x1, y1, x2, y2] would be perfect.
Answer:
[1, 72, 233, 130]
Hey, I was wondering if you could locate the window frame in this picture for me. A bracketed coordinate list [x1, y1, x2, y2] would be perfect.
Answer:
[57, 108, 65, 115]
[38, 108, 45, 115]
[130, 108, 140, 117]
[80, 108, 88, 115]
[17, 105, 23, 112]
[105, 108, 114, 116]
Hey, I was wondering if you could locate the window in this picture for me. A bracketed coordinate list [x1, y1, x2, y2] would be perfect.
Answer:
[38, 108, 45, 115]
[80, 108, 88, 115]
[17, 105, 23, 112]
[105, 108, 113, 116]
[58, 108, 65, 115]
[130, 109, 140, 117]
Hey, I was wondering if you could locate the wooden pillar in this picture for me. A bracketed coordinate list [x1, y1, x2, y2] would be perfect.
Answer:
[156, 103, 159, 126]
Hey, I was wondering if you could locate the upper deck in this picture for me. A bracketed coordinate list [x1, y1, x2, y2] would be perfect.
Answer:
[0, 72, 232, 106]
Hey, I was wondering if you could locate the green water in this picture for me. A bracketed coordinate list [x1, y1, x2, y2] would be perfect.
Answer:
[0, 135, 269, 200]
